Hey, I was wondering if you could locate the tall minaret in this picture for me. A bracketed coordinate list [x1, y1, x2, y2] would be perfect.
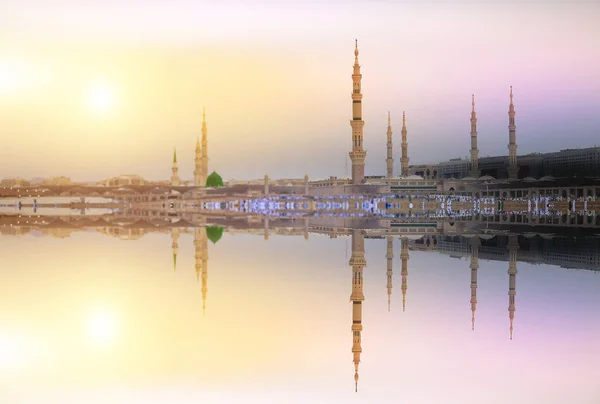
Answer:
[386, 236, 394, 311]
[349, 230, 366, 392]
[507, 234, 519, 340]
[507, 86, 518, 180]
[349, 39, 366, 185]
[469, 95, 480, 178]
[386, 112, 394, 178]
[194, 134, 202, 186]
[469, 236, 480, 330]
[171, 227, 180, 272]
[400, 237, 409, 312]
[194, 227, 209, 316]
[171, 148, 180, 186]
[401, 111, 408, 177]
[201, 226, 209, 317]
[201, 107, 209, 186]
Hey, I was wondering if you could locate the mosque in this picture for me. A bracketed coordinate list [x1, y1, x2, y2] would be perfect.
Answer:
[170, 108, 211, 187]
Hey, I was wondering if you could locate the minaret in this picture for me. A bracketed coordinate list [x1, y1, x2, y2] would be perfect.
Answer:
[349, 230, 366, 392]
[201, 107, 209, 186]
[194, 134, 202, 186]
[469, 95, 480, 178]
[507, 86, 518, 180]
[386, 112, 394, 178]
[469, 236, 480, 330]
[400, 237, 409, 312]
[171, 148, 180, 186]
[194, 227, 208, 316]
[507, 234, 519, 340]
[171, 228, 180, 272]
[401, 111, 408, 177]
[386, 236, 394, 311]
[349, 40, 367, 185]
[201, 226, 209, 316]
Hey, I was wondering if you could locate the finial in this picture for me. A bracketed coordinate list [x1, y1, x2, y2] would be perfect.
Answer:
[510, 86, 513, 102]
[471, 312, 475, 331]
[472, 94, 475, 110]
[203, 106, 206, 120]
[388, 110, 391, 124]
[402, 110, 406, 124]
[173, 253, 177, 272]
[510, 318, 513, 340]
[354, 39, 359, 57]
[354, 371, 359, 392]
[402, 296, 406, 312]
[173, 148, 177, 163]
[388, 295, 391, 312]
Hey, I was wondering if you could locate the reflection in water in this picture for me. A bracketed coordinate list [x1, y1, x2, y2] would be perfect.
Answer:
[1, 210, 599, 403]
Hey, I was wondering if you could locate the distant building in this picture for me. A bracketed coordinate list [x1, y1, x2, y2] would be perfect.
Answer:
[98, 175, 146, 187]
[42, 176, 73, 186]
[0, 178, 31, 187]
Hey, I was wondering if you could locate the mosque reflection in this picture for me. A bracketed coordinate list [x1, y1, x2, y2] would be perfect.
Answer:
[1, 210, 598, 392]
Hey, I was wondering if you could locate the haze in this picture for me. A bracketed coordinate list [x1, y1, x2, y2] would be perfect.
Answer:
[1, 0, 599, 181]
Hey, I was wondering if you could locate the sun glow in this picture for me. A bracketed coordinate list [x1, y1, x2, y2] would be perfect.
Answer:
[87, 309, 117, 343]
[86, 79, 116, 115]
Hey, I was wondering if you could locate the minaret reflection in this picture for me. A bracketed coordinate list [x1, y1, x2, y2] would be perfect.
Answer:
[349, 230, 366, 392]
[469, 236, 480, 330]
[386, 236, 394, 311]
[507, 234, 519, 340]
[171, 228, 180, 272]
[400, 237, 409, 312]
[194, 227, 209, 316]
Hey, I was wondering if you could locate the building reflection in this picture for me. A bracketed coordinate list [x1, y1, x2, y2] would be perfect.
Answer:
[507, 234, 519, 340]
[349, 229, 366, 392]
[194, 227, 209, 316]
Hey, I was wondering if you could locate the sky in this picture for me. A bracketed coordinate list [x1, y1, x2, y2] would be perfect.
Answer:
[1, 229, 600, 403]
[1, 0, 599, 182]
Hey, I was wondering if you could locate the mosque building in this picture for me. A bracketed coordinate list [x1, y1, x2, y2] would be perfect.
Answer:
[172, 108, 210, 187]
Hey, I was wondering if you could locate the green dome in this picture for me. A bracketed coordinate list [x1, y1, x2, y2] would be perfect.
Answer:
[205, 226, 224, 244]
[205, 171, 224, 187]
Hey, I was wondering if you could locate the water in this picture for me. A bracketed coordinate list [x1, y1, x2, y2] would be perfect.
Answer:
[1, 212, 599, 404]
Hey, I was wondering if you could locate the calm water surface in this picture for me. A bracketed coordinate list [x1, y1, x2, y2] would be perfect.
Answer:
[1, 227, 599, 403]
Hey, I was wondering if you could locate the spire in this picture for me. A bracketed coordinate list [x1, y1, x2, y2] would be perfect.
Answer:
[349, 39, 366, 185]
[201, 107, 209, 186]
[173, 148, 177, 163]
[507, 86, 518, 180]
[470, 95, 480, 179]
[386, 112, 394, 178]
[401, 111, 408, 177]
[173, 252, 177, 272]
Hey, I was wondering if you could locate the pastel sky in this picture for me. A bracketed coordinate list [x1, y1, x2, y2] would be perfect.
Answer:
[1, 0, 599, 181]
[1, 230, 599, 403]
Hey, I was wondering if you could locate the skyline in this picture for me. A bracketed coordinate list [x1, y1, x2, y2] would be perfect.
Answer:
[1, 1, 600, 182]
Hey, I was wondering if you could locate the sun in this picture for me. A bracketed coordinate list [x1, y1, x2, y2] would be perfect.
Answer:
[87, 309, 117, 343]
[87, 79, 115, 115]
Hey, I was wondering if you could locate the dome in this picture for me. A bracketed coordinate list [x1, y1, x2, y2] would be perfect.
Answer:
[206, 171, 224, 187]
[462, 176, 476, 181]
[522, 177, 537, 182]
[478, 175, 495, 181]
[205, 226, 224, 244]
[539, 176, 556, 181]
[406, 175, 424, 180]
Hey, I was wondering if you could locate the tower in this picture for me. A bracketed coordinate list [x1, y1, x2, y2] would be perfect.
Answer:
[171, 227, 180, 272]
[201, 107, 209, 186]
[469, 236, 480, 330]
[507, 234, 519, 340]
[386, 236, 394, 311]
[386, 112, 394, 178]
[401, 111, 408, 177]
[400, 237, 409, 311]
[171, 148, 180, 186]
[349, 230, 366, 392]
[349, 40, 367, 185]
[194, 134, 202, 186]
[507, 86, 518, 180]
[469, 95, 480, 178]
[194, 227, 209, 316]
